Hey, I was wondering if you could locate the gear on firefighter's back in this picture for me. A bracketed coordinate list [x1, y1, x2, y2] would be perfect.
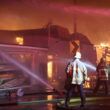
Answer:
[64, 64, 73, 90]
[67, 64, 73, 77]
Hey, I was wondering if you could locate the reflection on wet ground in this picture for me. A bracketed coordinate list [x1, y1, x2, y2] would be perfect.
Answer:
[0, 91, 110, 110]
[0, 93, 57, 110]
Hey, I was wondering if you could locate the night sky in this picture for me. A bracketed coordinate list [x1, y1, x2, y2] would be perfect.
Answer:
[0, 0, 110, 44]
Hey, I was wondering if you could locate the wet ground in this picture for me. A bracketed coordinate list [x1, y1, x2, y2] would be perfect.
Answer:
[0, 90, 110, 110]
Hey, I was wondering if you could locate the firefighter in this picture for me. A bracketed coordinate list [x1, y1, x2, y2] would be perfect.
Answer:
[93, 57, 109, 95]
[64, 52, 88, 108]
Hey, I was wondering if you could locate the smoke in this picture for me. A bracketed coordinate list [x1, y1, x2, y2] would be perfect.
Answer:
[49, 3, 110, 17]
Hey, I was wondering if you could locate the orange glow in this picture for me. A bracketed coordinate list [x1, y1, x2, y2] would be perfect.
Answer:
[100, 43, 109, 48]
[47, 95, 53, 100]
[95, 43, 110, 62]
[84, 81, 91, 88]
[47, 61, 53, 78]
[84, 77, 91, 88]
[47, 95, 53, 110]
[48, 55, 53, 60]
[16, 37, 24, 45]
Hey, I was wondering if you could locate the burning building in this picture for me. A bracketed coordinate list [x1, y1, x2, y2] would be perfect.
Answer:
[0, 25, 97, 94]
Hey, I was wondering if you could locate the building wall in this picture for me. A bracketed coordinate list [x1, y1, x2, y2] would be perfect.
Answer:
[24, 35, 48, 48]
[48, 37, 70, 89]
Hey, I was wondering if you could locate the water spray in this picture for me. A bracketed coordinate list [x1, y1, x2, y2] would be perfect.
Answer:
[54, 56, 96, 71]
[0, 50, 53, 90]
[0, 46, 65, 96]
[84, 62, 96, 71]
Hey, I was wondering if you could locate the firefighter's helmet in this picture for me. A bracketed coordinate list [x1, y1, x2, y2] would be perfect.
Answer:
[75, 52, 81, 59]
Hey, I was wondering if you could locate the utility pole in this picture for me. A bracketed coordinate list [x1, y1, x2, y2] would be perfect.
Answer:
[73, 0, 77, 33]
[47, 20, 52, 48]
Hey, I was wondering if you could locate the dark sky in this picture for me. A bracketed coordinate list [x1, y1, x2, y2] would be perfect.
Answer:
[0, 0, 110, 44]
